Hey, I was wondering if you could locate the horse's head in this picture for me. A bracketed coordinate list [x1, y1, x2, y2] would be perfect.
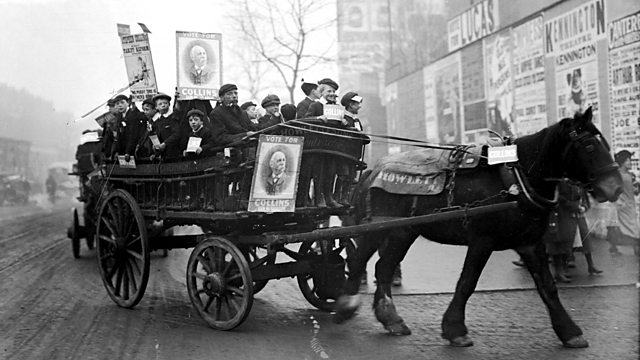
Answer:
[557, 107, 622, 202]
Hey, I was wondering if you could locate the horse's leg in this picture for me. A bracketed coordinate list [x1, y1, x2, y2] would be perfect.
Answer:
[372, 229, 416, 335]
[515, 242, 588, 348]
[334, 231, 381, 324]
[441, 238, 494, 347]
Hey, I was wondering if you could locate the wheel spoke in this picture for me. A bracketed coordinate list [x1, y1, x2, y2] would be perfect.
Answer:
[100, 217, 119, 238]
[127, 249, 143, 261]
[204, 295, 214, 312]
[221, 257, 233, 277]
[196, 288, 207, 296]
[206, 248, 219, 272]
[214, 297, 221, 320]
[98, 234, 116, 245]
[122, 261, 130, 300]
[114, 263, 124, 296]
[197, 254, 213, 273]
[226, 286, 244, 296]
[107, 202, 122, 235]
[127, 235, 141, 248]
[226, 272, 242, 282]
[125, 261, 138, 294]
[226, 296, 240, 314]
[105, 261, 119, 282]
[191, 271, 208, 281]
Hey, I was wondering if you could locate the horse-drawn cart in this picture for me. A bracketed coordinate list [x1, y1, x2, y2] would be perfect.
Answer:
[68, 120, 521, 331]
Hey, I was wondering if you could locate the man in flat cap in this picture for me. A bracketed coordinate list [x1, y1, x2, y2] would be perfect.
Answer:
[296, 79, 321, 119]
[241, 101, 259, 124]
[258, 94, 286, 128]
[209, 83, 258, 146]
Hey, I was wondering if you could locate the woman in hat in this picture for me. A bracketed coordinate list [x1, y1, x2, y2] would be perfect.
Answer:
[609, 150, 640, 255]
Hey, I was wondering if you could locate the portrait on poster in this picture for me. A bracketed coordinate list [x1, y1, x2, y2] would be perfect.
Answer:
[176, 31, 222, 100]
[248, 135, 304, 213]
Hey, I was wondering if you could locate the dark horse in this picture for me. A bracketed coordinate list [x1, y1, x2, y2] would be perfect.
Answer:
[334, 108, 622, 348]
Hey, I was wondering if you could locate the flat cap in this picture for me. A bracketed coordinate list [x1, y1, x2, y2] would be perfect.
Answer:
[261, 94, 281, 108]
[152, 93, 172, 103]
[186, 109, 205, 119]
[240, 101, 257, 111]
[219, 83, 238, 97]
[301, 79, 318, 95]
[318, 78, 339, 90]
[142, 97, 155, 107]
[340, 92, 363, 107]
[112, 94, 129, 103]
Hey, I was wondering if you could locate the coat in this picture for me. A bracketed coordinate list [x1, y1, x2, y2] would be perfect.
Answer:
[122, 107, 148, 156]
[181, 126, 215, 156]
[209, 103, 258, 146]
[153, 113, 182, 158]
[296, 97, 314, 119]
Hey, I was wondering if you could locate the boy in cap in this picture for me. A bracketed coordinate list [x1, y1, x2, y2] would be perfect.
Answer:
[113, 94, 147, 160]
[258, 94, 285, 128]
[181, 109, 214, 157]
[302, 78, 342, 208]
[241, 101, 259, 124]
[333, 91, 364, 205]
[296, 79, 320, 119]
[151, 93, 182, 158]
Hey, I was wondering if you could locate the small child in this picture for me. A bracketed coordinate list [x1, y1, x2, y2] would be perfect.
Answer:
[151, 93, 181, 158]
[181, 109, 214, 157]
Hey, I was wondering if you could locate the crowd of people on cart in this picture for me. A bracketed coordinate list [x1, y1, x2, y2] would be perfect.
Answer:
[87, 77, 365, 208]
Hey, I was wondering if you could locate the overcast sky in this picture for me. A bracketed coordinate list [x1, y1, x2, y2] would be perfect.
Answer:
[0, 0, 336, 128]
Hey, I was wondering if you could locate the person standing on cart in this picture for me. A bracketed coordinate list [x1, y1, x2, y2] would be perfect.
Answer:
[258, 94, 286, 128]
[151, 93, 182, 159]
[334, 91, 363, 206]
[209, 83, 257, 146]
[113, 94, 147, 161]
[296, 80, 320, 119]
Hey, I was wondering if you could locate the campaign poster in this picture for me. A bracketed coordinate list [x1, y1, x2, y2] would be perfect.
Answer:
[121, 33, 158, 102]
[545, 0, 606, 126]
[608, 10, 640, 171]
[423, 63, 438, 143]
[461, 42, 487, 140]
[248, 135, 304, 213]
[485, 29, 515, 137]
[434, 53, 462, 144]
[512, 16, 547, 136]
[176, 31, 222, 100]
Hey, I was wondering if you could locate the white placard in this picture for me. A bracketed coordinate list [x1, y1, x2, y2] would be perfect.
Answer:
[324, 104, 345, 121]
[149, 134, 160, 147]
[186, 137, 202, 153]
[117, 155, 137, 169]
[487, 145, 518, 165]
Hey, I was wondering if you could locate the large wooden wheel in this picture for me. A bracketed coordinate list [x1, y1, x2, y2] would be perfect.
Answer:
[187, 237, 253, 330]
[96, 189, 150, 308]
[242, 245, 274, 294]
[297, 239, 349, 312]
[69, 208, 81, 259]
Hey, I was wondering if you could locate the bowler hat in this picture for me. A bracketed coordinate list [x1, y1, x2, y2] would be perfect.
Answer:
[318, 78, 339, 90]
[152, 93, 172, 103]
[186, 109, 205, 119]
[340, 92, 363, 107]
[219, 84, 238, 97]
[240, 101, 257, 111]
[112, 94, 129, 103]
[261, 94, 281, 108]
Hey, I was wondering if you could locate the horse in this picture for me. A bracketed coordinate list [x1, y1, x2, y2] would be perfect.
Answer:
[334, 107, 623, 348]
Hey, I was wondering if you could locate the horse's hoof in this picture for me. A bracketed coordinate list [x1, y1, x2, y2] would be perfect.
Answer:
[449, 335, 474, 347]
[563, 335, 589, 348]
[333, 295, 360, 324]
[385, 321, 411, 336]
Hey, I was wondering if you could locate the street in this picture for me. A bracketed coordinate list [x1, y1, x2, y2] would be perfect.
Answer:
[0, 201, 638, 360]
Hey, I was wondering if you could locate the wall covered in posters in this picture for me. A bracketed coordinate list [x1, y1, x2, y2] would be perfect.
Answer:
[485, 29, 515, 137]
[512, 16, 547, 136]
[434, 53, 463, 144]
[545, 0, 606, 126]
[461, 42, 488, 143]
[608, 10, 640, 170]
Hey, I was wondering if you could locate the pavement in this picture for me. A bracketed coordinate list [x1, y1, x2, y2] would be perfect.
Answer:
[359, 235, 639, 295]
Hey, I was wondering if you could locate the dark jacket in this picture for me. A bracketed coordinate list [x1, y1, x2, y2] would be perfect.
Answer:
[102, 117, 127, 159]
[296, 97, 315, 119]
[344, 111, 363, 130]
[209, 103, 258, 146]
[122, 107, 148, 155]
[257, 113, 284, 129]
[181, 126, 215, 156]
[153, 113, 182, 158]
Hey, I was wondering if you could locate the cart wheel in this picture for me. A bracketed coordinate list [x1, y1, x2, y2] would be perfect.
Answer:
[297, 239, 349, 312]
[243, 246, 273, 294]
[187, 237, 253, 330]
[70, 208, 81, 259]
[96, 189, 149, 308]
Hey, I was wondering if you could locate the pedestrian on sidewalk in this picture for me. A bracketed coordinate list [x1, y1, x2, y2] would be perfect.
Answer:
[608, 150, 640, 256]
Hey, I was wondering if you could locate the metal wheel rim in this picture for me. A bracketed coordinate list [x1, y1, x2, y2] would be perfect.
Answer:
[71, 208, 81, 259]
[296, 240, 348, 312]
[186, 237, 254, 330]
[96, 189, 150, 308]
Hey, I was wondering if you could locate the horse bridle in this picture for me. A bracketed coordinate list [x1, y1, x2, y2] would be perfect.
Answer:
[560, 126, 619, 188]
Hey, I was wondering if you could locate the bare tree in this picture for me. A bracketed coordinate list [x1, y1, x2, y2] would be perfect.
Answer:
[228, 0, 336, 103]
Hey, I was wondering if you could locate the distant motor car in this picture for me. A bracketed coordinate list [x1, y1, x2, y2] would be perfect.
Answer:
[0, 174, 30, 205]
